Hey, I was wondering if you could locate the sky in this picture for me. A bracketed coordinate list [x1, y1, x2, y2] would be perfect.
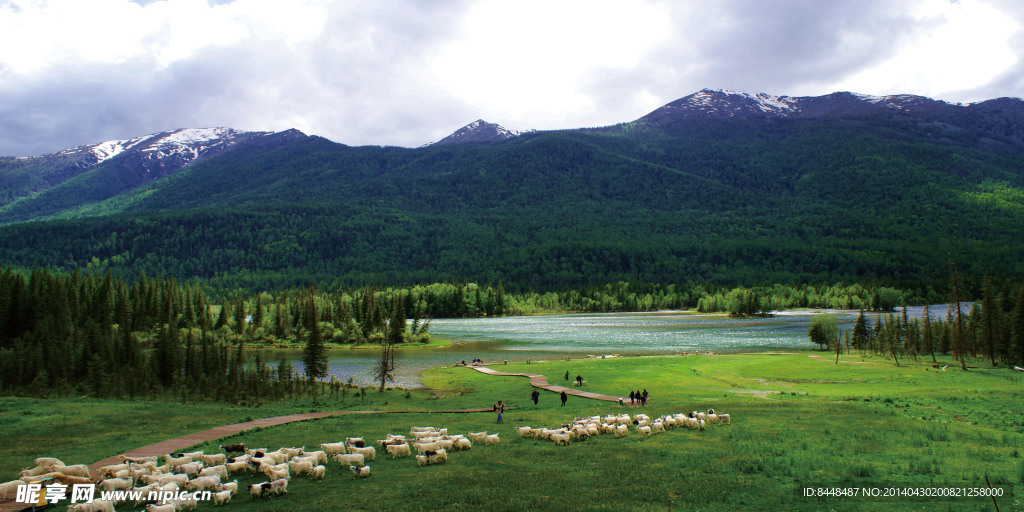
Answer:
[1, 0, 1022, 156]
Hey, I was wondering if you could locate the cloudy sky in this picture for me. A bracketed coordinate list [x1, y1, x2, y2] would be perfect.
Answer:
[1, 0, 1022, 156]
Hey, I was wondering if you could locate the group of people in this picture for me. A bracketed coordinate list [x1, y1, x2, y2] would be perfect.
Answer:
[629, 389, 649, 406]
[460, 358, 485, 366]
[564, 371, 584, 385]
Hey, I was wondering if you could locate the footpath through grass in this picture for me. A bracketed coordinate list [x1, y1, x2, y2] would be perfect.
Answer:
[3, 351, 1023, 511]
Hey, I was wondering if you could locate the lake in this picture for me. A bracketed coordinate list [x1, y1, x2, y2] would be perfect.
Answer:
[260, 305, 961, 388]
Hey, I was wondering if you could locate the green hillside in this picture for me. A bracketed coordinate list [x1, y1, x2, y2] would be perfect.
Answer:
[0, 116, 1021, 291]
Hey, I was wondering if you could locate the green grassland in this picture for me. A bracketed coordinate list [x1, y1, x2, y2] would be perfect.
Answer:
[3, 352, 1023, 511]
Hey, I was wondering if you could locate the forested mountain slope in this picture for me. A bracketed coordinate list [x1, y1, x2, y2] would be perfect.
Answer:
[0, 91, 1022, 291]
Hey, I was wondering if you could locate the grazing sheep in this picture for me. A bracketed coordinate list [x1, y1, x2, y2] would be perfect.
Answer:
[262, 450, 289, 464]
[34, 457, 65, 467]
[0, 480, 23, 499]
[483, 433, 500, 445]
[427, 449, 448, 464]
[332, 453, 365, 466]
[200, 465, 228, 480]
[248, 481, 271, 498]
[348, 446, 375, 461]
[68, 501, 116, 512]
[550, 433, 571, 446]
[320, 442, 347, 456]
[164, 455, 192, 467]
[200, 453, 227, 466]
[264, 468, 290, 481]
[349, 465, 371, 478]
[302, 450, 329, 465]
[413, 442, 440, 455]
[187, 475, 223, 492]
[172, 462, 203, 477]
[97, 477, 133, 492]
[213, 490, 232, 506]
[718, 413, 731, 425]
[168, 498, 197, 511]
[219, 444, 245, 453]
[288, 460, 314, 476]
[706, 413, 719, 424]
[385, 444, 411, 458]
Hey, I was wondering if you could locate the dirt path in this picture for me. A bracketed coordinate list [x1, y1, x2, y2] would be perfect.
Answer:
[470, 366, 637, 405]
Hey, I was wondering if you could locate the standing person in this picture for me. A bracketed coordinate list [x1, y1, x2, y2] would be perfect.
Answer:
[564, 371, 570, 382]
[494, 400, 505, 423]
[560, 391, 567, 407]
[642, 389, 649, 406]
[629, 390, 635, 404]
[531, 389, 540, 405]
[575, 374, 583, 385]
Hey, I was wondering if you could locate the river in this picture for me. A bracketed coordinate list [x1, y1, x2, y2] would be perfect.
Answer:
[256, 304, 962, 388]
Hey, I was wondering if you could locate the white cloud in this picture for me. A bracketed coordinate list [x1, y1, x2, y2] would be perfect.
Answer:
[0, 0, 1023, 156]
[429, 0, 672, 127]
[830, 0, 1020, 100]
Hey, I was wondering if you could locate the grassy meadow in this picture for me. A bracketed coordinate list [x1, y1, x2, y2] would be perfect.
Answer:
[3, 351, 1023, 511]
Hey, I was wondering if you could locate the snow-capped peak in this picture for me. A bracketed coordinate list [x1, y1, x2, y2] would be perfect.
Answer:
[423, 119, 531, 146]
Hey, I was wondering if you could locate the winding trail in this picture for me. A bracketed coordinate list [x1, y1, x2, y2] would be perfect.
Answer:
[470, 366, 636, 405]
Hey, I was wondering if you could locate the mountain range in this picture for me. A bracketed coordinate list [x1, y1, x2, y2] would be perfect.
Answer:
[0, 89, 1022, 291]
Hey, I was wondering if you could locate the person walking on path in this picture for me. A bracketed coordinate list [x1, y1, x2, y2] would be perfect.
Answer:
[560, 391, 567, 407]
[531, 389, 540, 405]
[629, 390, 635, 404]
[494, 400, 505, 423]
[641, 389, 649, 406]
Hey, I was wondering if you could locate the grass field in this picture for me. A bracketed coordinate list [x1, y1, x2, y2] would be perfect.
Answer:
[3, 351, 1023, 511]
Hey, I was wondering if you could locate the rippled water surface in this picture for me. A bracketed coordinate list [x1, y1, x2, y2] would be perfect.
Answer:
[265, 305, 954, 388]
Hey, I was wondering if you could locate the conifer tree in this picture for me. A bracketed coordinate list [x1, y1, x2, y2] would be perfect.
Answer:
[302, 297, 328, 382]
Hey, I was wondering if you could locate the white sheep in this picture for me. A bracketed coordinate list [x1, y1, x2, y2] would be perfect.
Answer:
[333, 453, 365, 466]
[212, 490, 232, 506]
[718, 413, 731, 425]
[164, 455, 192, 467]
[222, 479, 239, 496]
[427, 449, 448, 464]
[637, 426, 652, 437]
[200, 453, 227, 466]
[320, 442, 347, 456]
[288, 460, 314, 476]
[0, 480, 23, 499]
[483, 433, 500, 445]
[349, 465, 371, 478]
[199, 465, 228, 480]
[515, 426, 533, 437]
[385, 444, 411, 458]
[302, 450, 329, 465]
[452, 438, 472, 450]
[348, 446, 375, 461]
[310, 465, 326, 479]
[415, 455, 430, 466]
[550, 433, 571, 446]
[467, 432, 487, 443]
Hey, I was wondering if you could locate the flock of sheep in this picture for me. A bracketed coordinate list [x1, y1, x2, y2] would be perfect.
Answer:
[515, 408, 732, 444]
[2, 409, 730, 511]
